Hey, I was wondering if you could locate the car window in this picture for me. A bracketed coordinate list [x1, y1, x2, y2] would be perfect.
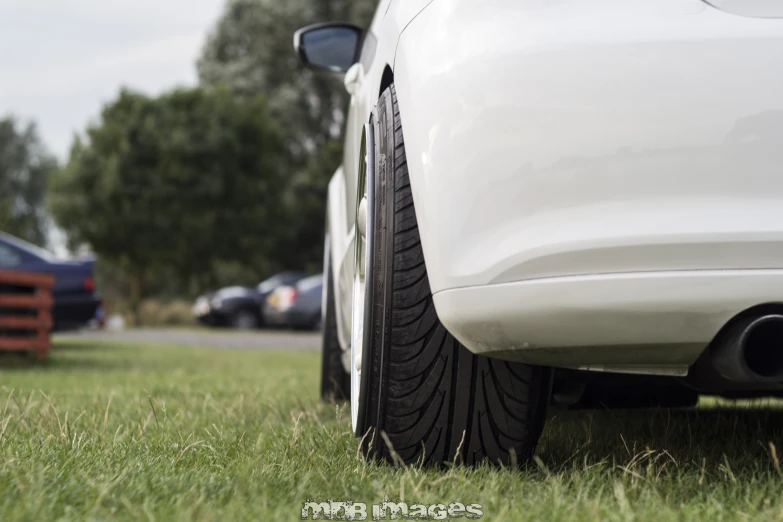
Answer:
[257, 275, 282, 294]
[297, 274, 323, 293]
[0, 244, 22, 267]
[0, 232, 54, 261]
[258, 272, 305, 293]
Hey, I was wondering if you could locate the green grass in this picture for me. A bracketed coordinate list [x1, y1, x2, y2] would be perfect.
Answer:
[1, 340, 783, 521]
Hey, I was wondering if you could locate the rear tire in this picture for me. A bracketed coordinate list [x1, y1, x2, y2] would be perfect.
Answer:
[321, 260, 350, 402]
[355, 86, 552, 466]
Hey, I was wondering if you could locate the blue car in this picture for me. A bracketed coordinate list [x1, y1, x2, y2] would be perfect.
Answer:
[0, 232, 101, 330]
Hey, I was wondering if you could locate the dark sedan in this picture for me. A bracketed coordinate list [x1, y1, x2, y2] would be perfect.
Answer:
[263, 273, 323, 330]
[193, 271, 305, 329]
[0, 232, 101, 330]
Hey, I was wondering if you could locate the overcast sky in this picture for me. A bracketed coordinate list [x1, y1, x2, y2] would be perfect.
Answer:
[0, 0, 226, 161]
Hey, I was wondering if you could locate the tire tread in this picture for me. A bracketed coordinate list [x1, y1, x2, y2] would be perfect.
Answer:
[362, 85, 550, 466]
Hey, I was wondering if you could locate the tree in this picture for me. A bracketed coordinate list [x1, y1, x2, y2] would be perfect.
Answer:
[50, 87, 287, 319]
[280, 139, 343, 273]
[197, 0, 376, 270]
[198, 0, 375, 157]
[0, 116, 58, 246]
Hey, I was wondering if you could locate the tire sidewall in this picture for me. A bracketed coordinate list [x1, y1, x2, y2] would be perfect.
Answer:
[356, 89, 395, 441]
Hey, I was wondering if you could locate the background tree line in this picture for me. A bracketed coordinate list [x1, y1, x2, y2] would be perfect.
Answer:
[1, 0, 376, 319]
[0, 117, 57, 246]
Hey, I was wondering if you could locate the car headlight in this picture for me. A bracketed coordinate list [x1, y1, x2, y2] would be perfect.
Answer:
[193, 296, 210, 316]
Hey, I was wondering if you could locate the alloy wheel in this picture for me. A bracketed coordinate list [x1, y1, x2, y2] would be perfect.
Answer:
[350, 123, 373, 432]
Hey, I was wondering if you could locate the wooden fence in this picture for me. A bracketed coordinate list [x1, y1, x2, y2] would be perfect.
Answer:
[0, 270, 55, 359]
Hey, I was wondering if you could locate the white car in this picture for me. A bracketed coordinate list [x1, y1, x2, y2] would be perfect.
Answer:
[296, 0, 783, 466]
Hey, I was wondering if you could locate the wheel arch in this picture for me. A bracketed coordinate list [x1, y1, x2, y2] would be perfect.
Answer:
[388, 0, 459, 295]
[378, 65, 394, 99]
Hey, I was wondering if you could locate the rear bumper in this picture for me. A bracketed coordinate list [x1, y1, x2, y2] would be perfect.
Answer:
[195, 312, 228, 327]
[263, 308, 318, 329]
[52, 294, 100, 330]
[433, 270, 783, 371]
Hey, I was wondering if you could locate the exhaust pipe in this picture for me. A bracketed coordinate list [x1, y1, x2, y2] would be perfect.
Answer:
[712, 314, 783, 383]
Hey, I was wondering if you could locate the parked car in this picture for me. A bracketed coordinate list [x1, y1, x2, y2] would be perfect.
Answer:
[0, 231, 100, 330]
[296, 2, 783, 467]
[263, 274, 323, 330]
[193, 271, 305, 329]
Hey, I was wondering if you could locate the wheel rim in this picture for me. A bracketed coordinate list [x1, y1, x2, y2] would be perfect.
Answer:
[351, 124, 373, 432]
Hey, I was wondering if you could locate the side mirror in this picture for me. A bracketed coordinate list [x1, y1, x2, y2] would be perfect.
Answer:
[294, 23, 363, 74]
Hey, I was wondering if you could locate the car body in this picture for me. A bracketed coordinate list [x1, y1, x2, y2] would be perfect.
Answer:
[296, 0, 783, 466]
[193, 271, 305, 329]
[0, 232, 100, 330]
[263, 274, 324, 330]
[395, 0, 783, 374]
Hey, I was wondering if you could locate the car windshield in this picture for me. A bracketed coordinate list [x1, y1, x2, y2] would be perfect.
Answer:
[0, 232, 56, 261]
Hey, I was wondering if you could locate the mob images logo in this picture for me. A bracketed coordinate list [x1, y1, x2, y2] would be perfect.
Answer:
[302, 499, 484, 520]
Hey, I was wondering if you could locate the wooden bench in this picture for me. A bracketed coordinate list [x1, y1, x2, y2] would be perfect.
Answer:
[0, 270, 55, 360]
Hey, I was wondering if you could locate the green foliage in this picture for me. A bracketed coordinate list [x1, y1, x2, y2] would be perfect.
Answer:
[136, 299, 197, 327]
[50, 0, 379, 301]
[0, 116, 58, 246]
[278, 139, 343, 273]
[198, 0, 375, 157]
[50, 87, 287, 300]
[198, 0, 377, 272]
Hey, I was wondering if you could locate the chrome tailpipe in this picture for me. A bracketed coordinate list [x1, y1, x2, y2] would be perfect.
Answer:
[712, 314, 783, 383]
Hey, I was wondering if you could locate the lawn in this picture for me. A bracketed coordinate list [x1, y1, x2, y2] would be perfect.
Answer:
[1, 339, 783, 521]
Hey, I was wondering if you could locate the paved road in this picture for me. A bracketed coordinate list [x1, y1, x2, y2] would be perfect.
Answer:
[56, 328, 321, 350]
